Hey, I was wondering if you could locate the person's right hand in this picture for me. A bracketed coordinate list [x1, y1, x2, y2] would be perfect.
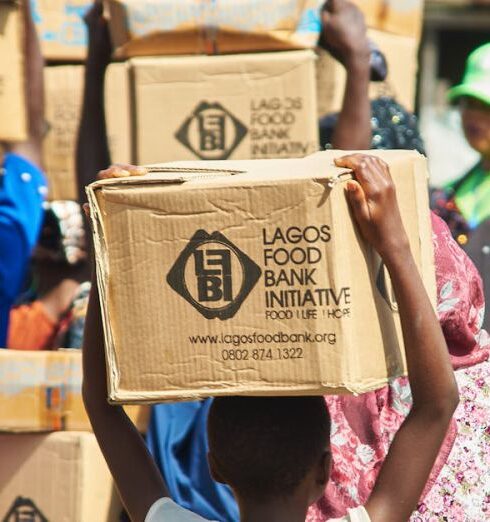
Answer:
[319, 0, 370, 67]
[335, 154, 410, 260]
[97, 164, 148, 180]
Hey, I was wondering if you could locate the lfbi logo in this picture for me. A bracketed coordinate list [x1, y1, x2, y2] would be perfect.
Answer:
[175, 102, 248, 160]
[3, 497, 47, 522]
[167, 230, 261, 320]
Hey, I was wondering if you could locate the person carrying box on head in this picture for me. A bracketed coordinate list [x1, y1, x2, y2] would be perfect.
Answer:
[82, 153, 459, 522]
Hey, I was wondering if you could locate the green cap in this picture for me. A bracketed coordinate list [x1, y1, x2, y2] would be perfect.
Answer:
[448, 43, 490, 106]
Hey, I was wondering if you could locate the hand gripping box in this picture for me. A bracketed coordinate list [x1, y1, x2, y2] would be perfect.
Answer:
[87, 150, 436, 403]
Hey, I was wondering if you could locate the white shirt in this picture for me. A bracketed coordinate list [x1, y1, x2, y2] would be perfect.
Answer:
[145, 498, 371, 522]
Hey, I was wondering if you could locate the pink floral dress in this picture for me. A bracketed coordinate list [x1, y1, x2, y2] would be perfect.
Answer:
[307, 214, 490, 522]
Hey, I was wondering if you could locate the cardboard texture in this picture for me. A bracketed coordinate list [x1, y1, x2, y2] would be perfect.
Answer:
[0, 1, 26, 142]
[0, 349, 148, 432]
[316, 29, 419, 118]
[105, 0, 321, 58]
[87, 149, 436, 403]
[0, 432, 122, 522]
[44, 65, 83, 201]
[352, 0, 424, 39]
[30, 0, 90, 61]
[105, 50, 319, 166]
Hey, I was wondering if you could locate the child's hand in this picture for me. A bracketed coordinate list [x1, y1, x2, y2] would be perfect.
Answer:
[97, 164, 148, 179]
[335, 154, 410, 260]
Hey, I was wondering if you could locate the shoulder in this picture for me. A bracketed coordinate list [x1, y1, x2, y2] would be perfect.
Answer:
[145, 498, 213, 522]
[2, 152, 46, 183]
[445, 162, 482, 193]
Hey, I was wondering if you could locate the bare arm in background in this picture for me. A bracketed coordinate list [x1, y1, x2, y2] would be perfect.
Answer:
[75, 0, 112, 205]
[3, 0, 44, 168]
[319, 0, 371, 150]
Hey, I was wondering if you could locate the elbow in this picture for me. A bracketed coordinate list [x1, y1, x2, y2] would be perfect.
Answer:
[420, 388, 460, 423]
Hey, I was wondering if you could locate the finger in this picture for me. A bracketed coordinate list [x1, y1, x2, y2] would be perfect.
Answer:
[83, 203, 90, 219]
[345, 181, 370, 224]
[335, 155, 380, 196]
[98, 167, 130, 179]
[113, 164, 148, 176]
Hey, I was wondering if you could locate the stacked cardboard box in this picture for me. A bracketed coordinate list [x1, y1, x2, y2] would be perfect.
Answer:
[0, 431, 121, 521]
[105, 51, 319, 165]
[0, 1, 27, 142]
[0, 349, 149, 520]
[103, 0, 322, 166]
[30, 0, 91, 61]
[38, 0, 426, 198]
[0, 349, 149, 431]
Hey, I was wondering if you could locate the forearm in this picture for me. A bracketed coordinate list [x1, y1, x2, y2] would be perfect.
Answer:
[6, 0, 44, 167]
[331, 56, 371, 150]
[384, 249, 458, 411]
[82, 280, 167, 521]
[76, 59, 111, 205]
[84, 395, 167, 522]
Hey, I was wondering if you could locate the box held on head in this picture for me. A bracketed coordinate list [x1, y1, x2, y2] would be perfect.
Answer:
[105, 50, 319, 166]
[30, 0, 90, 61]
[87, 149, 436, 404]
[105, 0, 321, 58]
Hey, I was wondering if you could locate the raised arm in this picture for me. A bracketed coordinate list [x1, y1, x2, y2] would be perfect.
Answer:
[5, 0, 45, 168]
[75, 0, 112, 205]
[82, 196, 166, 522]
[319, 0, 371, 150]
[336, 154, 459, 522]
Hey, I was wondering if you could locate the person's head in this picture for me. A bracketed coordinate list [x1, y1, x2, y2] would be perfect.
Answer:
[207, 396, 331, 509]
[448, 43, 490, 157]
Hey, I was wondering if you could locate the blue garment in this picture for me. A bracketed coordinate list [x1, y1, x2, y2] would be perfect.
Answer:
[0, 153, 47, 346]
[146, 400, 239, 522]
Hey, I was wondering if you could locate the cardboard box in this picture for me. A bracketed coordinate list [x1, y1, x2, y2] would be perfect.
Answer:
[0, 1, 27, 142]
[43, 65, 83, 201]
[316, 29, 419, 118]
[0, 432, 122, 521]
[352, 0, 424, 39]
[0, 349, 149, 432]
[105, 0, 321, 58]
[105, 50, 319, 166]
[30, 0, 90, 61]
[87, 149, 436, 403]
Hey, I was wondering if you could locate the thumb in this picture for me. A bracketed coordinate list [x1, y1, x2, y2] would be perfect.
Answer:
[345, 181, 370, 225]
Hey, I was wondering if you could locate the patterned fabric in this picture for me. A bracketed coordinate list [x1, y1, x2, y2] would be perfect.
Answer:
[307, 213, 490, 521]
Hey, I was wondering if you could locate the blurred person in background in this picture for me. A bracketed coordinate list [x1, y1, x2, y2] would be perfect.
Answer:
[431, 42, 490, 330]
[0, 0, 47, 347]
